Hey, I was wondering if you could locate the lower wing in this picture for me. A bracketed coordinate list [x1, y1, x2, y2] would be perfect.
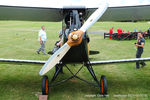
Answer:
[0, 57, 150, 65]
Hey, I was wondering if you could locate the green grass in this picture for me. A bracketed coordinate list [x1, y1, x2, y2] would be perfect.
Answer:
[0, 21, 150, 100]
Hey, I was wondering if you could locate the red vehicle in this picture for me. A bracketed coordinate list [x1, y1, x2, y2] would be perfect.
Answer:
[109, 27, 113, 39]
[117, 28, 122, 39]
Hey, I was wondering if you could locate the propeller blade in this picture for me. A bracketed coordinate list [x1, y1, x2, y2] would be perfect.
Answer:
[39, 1, 108, 76]
[80, 1, 108, 32]
[39, 43, 70, 75]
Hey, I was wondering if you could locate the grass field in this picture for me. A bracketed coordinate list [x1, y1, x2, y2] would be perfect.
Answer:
[0, 21, 150, 100]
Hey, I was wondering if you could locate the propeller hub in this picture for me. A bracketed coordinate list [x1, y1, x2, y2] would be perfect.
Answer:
[72, 34, 79, 41]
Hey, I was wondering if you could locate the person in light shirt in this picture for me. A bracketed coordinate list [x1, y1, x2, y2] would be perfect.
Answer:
[36, 26, 47, 55]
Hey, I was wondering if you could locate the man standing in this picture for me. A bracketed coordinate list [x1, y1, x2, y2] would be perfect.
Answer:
[37, 26, 47, 55]
[135, 32, 146, 69]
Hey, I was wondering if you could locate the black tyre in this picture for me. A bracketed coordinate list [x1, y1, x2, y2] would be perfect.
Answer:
[42, 75, 49, 95]
[100, 75, 107, 95]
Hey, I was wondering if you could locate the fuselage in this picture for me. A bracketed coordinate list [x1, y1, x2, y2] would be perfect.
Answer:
[61, 9, 89, 63]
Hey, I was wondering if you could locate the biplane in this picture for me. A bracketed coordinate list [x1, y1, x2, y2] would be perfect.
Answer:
[0, 0, 150, 97]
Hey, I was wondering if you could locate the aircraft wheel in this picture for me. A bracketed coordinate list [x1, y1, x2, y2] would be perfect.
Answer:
[42, 75, 49, 95]
[100, 75, 107, 95]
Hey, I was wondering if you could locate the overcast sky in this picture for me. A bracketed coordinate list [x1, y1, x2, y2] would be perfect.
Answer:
[61, 0, 150, 7]
[109, 0, 150, 7]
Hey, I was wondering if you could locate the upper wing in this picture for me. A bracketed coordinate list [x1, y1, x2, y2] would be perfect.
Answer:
[101, 5, 150, 21]
[0, 5, 63, 22]
[0, 0, 102, 22]
[0, 0, 150, 22]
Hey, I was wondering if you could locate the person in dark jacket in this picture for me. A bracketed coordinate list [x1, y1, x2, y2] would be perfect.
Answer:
[135, 32, 146, 69]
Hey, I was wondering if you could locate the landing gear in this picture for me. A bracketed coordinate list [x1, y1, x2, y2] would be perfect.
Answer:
[100, 75, 107, 95]
[42, 75, 49, 95]
[41, 64, 108, 97]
